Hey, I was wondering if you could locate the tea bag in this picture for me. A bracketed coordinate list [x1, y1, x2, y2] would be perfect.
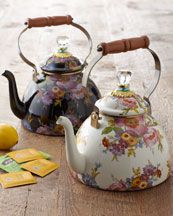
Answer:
[7, 148, 44, 163]
[0, 171, 36, 188]
[21, 159, 59, 177]
[0, 155, 22, 172]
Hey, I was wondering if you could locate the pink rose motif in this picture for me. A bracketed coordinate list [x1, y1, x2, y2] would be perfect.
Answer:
[120, 97, 138, 109]
[116, 116, 148, 137]
[116, 115, 143, 127]
[126, 125, 148, 137]
[143, 128, 159, 147]
[125, 122, 148, 137]
[108, 180, 127, 191]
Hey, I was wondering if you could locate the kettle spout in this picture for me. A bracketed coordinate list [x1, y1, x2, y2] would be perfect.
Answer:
[2, 70, 34, 119]
[56, 116, 86, 174]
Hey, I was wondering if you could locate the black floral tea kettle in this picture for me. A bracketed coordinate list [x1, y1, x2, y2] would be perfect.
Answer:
[2, 15, 101, 136]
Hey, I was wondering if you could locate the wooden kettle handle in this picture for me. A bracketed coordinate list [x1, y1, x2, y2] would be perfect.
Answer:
[98, 36, 150, 55]
[25, 15, 73, 28]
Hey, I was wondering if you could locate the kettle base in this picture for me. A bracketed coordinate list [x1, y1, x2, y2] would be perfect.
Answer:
[69, 163, 170, 191]
[71, 171, 170, 191]
[80, 176, 170, 192]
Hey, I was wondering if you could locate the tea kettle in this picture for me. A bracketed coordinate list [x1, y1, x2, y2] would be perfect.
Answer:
[2, 15, 101, 136]
[57, 36, 170, 191]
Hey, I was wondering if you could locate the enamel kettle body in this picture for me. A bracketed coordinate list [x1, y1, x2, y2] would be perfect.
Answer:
[57, 36, 170, 191]
[22, 73, 100, 136]
[74, 113, 169, 191]
[3, 16, 101, 136]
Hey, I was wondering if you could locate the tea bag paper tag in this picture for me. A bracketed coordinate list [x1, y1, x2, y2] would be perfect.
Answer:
[0, 171, 36, 188]
[21, 159, 59, 177]
[0, 155, 22, 172]
[7, 148, 44, 163]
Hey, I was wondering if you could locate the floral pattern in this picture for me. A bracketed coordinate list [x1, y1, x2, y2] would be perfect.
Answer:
[101, 115, 163, 160]
[80, 162, 101, 188]
[108, 162, 162, 191]
[119, 97, 139, 114]
[42, 53, 82, 72]
[112, 95, 148, 115]
[22, 73, 100, 136]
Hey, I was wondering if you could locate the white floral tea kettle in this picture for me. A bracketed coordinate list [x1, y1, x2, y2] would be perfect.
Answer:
[56, 36, 170, 191]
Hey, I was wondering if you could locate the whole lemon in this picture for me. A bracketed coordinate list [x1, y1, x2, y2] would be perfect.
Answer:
[0, 124, 18, 150]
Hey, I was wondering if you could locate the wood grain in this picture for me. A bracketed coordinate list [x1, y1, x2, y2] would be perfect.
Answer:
[0, 0, 173, 215]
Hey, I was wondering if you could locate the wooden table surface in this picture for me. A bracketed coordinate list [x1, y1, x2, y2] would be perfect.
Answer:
[0, 0, 173, 215]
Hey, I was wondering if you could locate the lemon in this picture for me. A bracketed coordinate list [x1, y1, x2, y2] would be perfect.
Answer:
[0, 124, 18, 150]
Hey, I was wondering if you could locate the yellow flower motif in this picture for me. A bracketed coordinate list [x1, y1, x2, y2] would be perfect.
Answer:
[132, 177, 141, 187]
[121, 132, 131, 142]
[138, 181, 148, 189]
[121, 133, 138, 146]
[127, 137, 138, 146]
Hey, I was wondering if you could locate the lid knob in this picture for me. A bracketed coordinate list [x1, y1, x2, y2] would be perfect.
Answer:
[117, 71, 132, 91]
[56, 36, 69, 53]
[111, 71, 135, 97]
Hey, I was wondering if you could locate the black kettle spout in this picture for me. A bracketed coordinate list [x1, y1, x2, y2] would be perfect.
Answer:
[2, 70, 32, 119]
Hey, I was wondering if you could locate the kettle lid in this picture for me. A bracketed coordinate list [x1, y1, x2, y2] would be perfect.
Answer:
[95, 71, 149, 116]
[41, 36, 83, 74]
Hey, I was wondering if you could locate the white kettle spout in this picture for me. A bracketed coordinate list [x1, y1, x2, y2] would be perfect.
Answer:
[56, 116, 86, 174]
